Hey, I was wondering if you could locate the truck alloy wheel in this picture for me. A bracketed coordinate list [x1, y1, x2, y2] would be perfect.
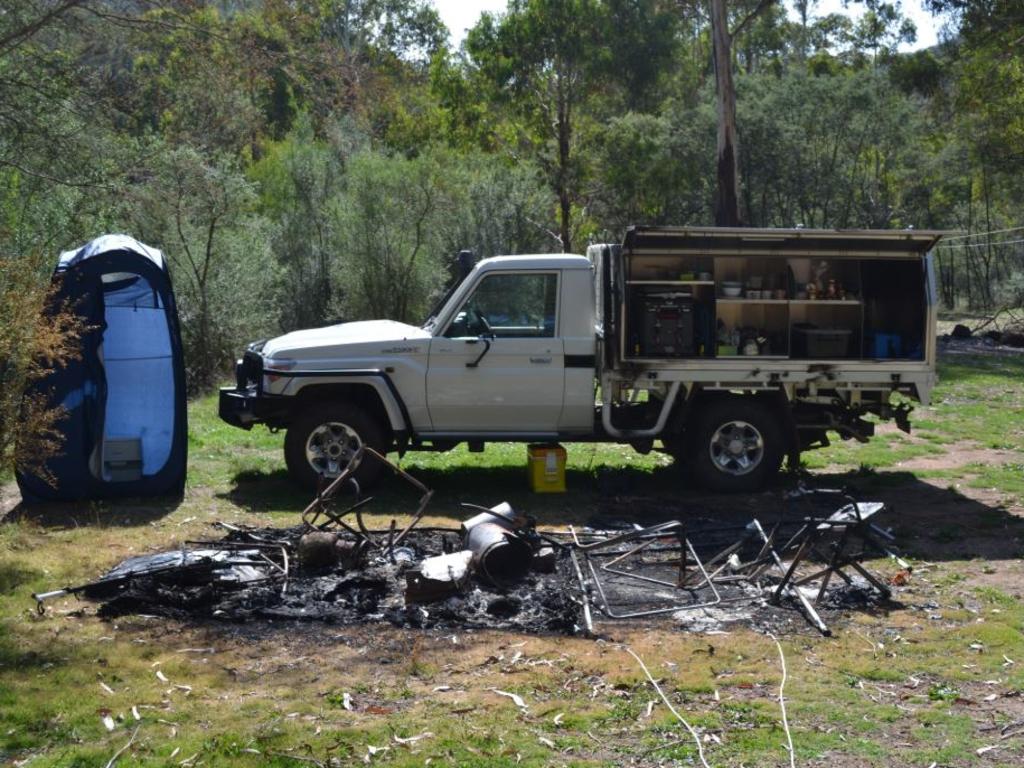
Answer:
[685, 398, 784, 492]
[708, 420, 764, 476]
[305, 422, 362, 477]
[284, 403, 387, 491]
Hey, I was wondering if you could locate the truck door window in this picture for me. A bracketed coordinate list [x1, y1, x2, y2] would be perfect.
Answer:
[445, 273, 558, 338]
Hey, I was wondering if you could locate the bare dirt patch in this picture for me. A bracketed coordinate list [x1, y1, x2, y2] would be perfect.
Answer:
[894, 442, 1023, 471]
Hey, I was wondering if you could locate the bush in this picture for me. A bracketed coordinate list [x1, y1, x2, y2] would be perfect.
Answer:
[0, 255, 84, 482]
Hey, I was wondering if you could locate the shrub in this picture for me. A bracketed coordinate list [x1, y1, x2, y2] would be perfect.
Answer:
[0, 255, 85, 483]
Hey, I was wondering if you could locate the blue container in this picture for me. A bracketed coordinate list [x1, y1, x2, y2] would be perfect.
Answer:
[871, 333, 902, 358]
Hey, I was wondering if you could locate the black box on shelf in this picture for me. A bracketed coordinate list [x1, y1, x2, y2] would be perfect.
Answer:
[792, 325, 852, 358]
[639, 292, 694, 357]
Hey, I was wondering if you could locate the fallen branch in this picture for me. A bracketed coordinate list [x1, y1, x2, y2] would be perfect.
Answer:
[768, 632, 796, 768]
[1000, 718, 1024, 740]
[105, 725, 140, 768]
[971, 312, 1003, 335]
[623, 646, 712, 768]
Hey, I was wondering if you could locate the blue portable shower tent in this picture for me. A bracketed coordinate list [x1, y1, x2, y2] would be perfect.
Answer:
[17, 235, 187, 501]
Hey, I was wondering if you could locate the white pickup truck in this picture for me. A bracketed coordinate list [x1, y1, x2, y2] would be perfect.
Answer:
[220, 226, 943, 492]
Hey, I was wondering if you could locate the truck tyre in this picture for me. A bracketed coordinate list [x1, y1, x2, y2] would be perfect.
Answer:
[284, 402, 387, 492]
[685, 398, 784, 493]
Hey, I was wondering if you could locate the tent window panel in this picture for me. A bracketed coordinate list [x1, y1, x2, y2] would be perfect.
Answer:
[103, 275, 162, 310]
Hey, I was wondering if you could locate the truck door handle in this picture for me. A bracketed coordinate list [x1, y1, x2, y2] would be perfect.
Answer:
[465, 337, 491, 368]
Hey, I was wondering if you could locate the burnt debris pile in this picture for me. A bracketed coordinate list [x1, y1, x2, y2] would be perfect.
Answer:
[31, 448, 584, 633]
[31, 450, 908, 637]
[86, 523, 580, 633]
[565, 485, 909, 635]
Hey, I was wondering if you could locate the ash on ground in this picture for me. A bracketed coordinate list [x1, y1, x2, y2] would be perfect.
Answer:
[91, 526, 583, 634]
[51, 486, 904, 638]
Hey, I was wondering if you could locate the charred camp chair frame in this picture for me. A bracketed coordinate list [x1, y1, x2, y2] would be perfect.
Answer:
[766, 488, 909, 607]
[560, 485, 908, 636]
[301, 447, 434, 558]
[569, 522, 723, 620]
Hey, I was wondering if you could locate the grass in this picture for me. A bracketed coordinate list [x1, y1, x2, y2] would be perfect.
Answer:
[2, 349, 1024, 765]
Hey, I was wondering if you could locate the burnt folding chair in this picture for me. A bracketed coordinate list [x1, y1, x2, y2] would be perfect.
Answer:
[770, 486, 908, 606]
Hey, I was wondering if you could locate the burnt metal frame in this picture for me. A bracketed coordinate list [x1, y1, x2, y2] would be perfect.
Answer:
[184, 538, 292, 595]
[747, 518, 831, 635]
[302, 447, 369, 532]
[570, 520, 685, 552]
[767, 501, 898, 606]
[568, 523, 723, 620]
[568, 548, 595, 634]
[31, 546, 289, 613]
[565, 517, 835, 635]
[300, 447, 434, 557]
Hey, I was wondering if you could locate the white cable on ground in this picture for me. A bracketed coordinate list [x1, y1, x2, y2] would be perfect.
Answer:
[624, 645, 712, 768]
[767, 632, 796, 768]
[105, 725, 140, 768]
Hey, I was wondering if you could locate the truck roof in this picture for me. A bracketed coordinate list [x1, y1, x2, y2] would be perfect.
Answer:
[478, 254, 591, 271]
[623, 226, 953, 257]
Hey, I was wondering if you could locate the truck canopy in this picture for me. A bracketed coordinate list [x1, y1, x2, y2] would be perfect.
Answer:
[623, 226, 946, 257]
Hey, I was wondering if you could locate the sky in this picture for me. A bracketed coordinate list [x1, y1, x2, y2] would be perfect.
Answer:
[430, 0, 945, 51]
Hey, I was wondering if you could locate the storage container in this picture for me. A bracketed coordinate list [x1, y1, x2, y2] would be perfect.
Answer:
[870, 333, 902, 358]
[792, 326, 852, 358]
[527, 443, 566, 493]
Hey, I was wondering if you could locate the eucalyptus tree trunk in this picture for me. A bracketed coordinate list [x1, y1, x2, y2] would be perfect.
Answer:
[710, 0, 742, 227]
[556, 66, 573, 253]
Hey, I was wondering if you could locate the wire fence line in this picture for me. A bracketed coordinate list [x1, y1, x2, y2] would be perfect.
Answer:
[939, 226, 1024, 242]
[934, 232, 1024, 312]
[939, 237, 1024, 250]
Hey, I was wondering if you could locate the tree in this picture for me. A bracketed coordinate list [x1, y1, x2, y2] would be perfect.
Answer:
[0, 0, 115, 476]
[464, 0, 610, 252]
[130, 146, 271, 391]
[600, 0, 680, 112]
[0, 0, 114, 189]
[123, 5, 266, 157]
[738, 69, 926, 228]
[319, 0, 447, 64]
[710, 0, 742, 225]
[926, 0, 1024, 172]
[459, 1, 680, 250]
[251, 116, 353, 331]
[331, 150, 454, 323]
[847, 1, 916, 62]
[706, 0, 779, 226]
[439, 151, 557, 259]
[590, 109, 714, 229]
